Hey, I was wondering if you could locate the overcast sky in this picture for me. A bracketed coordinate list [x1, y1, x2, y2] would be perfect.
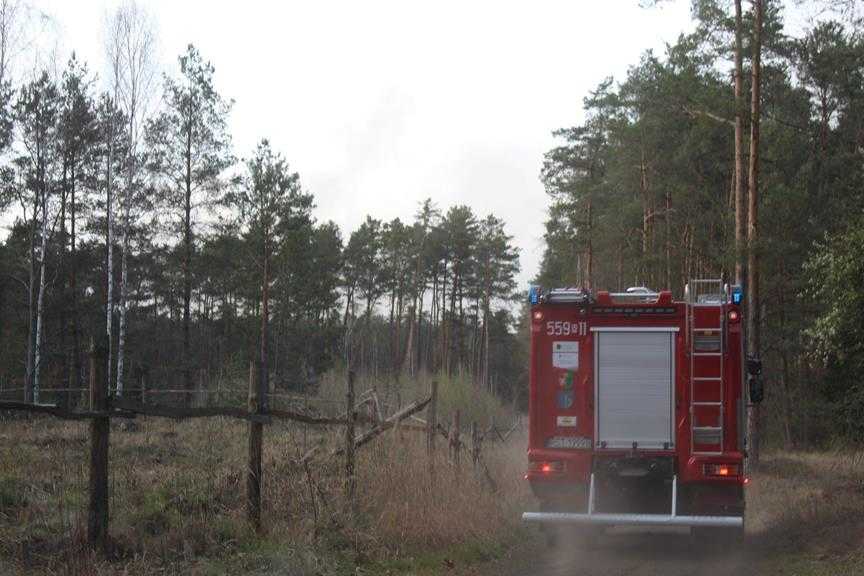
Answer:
[23, 0, 700, 287]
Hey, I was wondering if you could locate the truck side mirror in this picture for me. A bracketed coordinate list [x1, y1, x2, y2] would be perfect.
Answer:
[747, 356, 764, 403]
[749, 374, 764, 404]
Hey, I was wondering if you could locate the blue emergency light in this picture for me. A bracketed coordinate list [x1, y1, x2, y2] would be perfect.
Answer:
[732, 285, 743, 305]
[529, 285, 540, 305]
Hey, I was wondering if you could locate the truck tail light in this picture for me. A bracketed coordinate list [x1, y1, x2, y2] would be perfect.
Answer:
[530, 461, 565, 474]
[704, 463, 740, 477]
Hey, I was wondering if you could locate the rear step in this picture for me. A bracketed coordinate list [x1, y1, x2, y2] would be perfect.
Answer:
[521, 473, 743, 529]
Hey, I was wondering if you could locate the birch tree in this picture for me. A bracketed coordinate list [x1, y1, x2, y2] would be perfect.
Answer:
[105, 0, 157, 396]
[14, 71, 60, 403]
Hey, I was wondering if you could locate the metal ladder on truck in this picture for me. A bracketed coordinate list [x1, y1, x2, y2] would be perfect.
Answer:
[686, 279, 725, 456]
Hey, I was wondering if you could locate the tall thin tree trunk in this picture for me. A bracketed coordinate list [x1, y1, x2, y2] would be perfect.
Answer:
[616, 241, 624, 291]
[116, 201, 130, 396]
[25, 195, 37, 403]
[639, 146, 651, 286]
[734, 0, 746, 285]
[106, 114, 115, 395]
[71, 162, 81, 395]
[586, 194, 593, 289]
[183, 134, 193, 404]
[483, 301, 490, 393]
[417, 285, 426, 374]
[746, 0, 764, 467]
[117, 105, 139, 397]
[60, 164, 69, 403]
[33, 189, 49, 403]
[261, 229, 270, 404]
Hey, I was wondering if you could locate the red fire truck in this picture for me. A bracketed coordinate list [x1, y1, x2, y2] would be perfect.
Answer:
[522, 281, 763, 541]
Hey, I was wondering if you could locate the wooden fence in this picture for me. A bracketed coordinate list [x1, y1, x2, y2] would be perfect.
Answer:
[0, 340, 515, 553]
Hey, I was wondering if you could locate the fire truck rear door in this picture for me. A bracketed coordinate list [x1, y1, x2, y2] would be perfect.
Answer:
[593, 328, 677, 450]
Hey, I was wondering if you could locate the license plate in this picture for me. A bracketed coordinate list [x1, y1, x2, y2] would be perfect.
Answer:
[546, 436, 592, 449]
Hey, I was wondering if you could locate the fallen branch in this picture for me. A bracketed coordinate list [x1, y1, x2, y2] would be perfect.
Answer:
[501, 421, 520, 442]
[300, 395, 431, 464]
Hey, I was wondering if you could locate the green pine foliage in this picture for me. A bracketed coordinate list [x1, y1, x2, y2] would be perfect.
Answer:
[0, 43, 524, 407]
[538, 3, 864, 445]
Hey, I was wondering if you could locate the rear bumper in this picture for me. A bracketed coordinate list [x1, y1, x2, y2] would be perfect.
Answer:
[522, 511, 742, 528]
[523, 473, 744, 529]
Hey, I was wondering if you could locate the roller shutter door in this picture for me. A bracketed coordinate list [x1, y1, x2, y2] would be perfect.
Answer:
[595, 329, 675, 450]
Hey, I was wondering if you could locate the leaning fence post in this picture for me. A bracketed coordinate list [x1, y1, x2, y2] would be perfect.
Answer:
[345, 370, 356, 508]
[450, 409, 461, 473]
[87, 337, 109, 551]
[426, 380, 438, 474]
[247, 359, 263, 531]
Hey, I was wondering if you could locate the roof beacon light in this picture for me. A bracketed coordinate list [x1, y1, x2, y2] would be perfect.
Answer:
[732, 285, 743, 305]
[529, 285, 540, 305]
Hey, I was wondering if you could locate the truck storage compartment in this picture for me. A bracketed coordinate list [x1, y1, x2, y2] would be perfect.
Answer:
[593, 328, 676, 450]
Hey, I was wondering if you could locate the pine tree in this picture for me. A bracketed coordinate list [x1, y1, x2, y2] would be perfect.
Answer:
[147, 44, 233, 403]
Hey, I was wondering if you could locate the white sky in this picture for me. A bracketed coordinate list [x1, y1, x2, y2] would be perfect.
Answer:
[21, 0, 698, 287]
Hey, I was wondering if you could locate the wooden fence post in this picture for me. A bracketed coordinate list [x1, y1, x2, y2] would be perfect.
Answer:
[345, 370, 356, 507]
[471, 421, 481, 468]
[450, 409, 461, 473]
[426, 380, 438, 475]
[216, 371, 222, 406]
[247, 360, 263, 531]
[87, 337, 109, 551]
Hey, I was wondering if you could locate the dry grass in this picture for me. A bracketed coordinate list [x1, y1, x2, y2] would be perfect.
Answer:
[5, 407, 864, 576]
[0, 376, 528, 575]
[747, 450, 864, 565]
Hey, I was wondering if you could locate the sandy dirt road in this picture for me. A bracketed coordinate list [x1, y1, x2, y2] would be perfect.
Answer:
[515, 529, 746, 576]
[492, 527, 754, 576]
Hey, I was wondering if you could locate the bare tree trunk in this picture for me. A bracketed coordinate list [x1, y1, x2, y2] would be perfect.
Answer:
[639, 146, 651, 286]
[25, 196, 37, 403]
[483, 301, 490, 393]
[665, 190, 671, 290]
[734, 0, 746, 285]
[261, 231, 270, 408]
[183, 134, 193, 404]
[105, 111, 115, 398]
[586, 194, 594, 289]
[71, 162, 81, 395]
[746, 0, 763, 466]
[59, 166, 69, 404]
[33, 190, 49, 403]
[116, 199, 130, 396]
[116, 104, 136, 397]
